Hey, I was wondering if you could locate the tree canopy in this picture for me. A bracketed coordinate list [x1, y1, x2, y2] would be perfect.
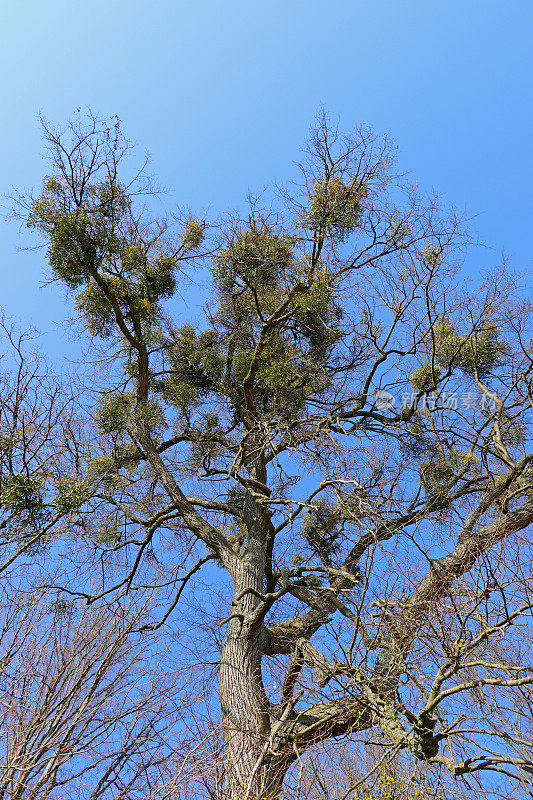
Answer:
[4, 111, 533, 800]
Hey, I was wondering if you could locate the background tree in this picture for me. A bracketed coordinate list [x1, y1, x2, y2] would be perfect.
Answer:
[19, 111, 533, 799]
[0, 317, 85, 574]
[292, 741, 438, 800]
[0, 579, 220, 800]
[0, 322, 220, 799]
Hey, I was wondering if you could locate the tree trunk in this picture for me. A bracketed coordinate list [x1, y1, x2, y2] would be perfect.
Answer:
[220, 550, 289, 799]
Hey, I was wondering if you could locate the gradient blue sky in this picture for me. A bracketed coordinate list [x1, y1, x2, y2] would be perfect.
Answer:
[1, 0, 532, 355]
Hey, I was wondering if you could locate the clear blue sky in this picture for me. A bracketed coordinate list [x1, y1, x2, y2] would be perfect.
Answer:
[1, 0, 532, 355]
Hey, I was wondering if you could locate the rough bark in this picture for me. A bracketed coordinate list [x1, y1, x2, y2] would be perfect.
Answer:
[220, 557, 270, 798]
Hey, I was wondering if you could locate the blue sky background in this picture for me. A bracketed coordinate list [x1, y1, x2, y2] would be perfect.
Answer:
[1, 6, 532, 786]
[1, 0, 532, 356]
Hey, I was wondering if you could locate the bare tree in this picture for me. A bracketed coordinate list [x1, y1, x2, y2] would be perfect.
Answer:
[0, 579, 220, 799]
[0, 317, 83, 575]
[287, 740, 439, 800]
[15, 110, 533, 799]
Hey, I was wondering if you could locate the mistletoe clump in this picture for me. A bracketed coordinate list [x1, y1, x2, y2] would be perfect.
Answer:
[433, 317, 508, 378]
[29, 176, 180, 338]
[0, 474, 43, 514]
[292, 270, 344, 360]
[212, 230, 342, 419]
[303, 500, 342, 560]
[52, 476, 91, 515]
[420, 450, 478, 509]
[181, 220, 205, 251]
[156, 326, 224, 414]
[307, 177, 366, 240]
[410, 363, 442, 391]
[212, 228, 294, 299]
[95, 392, 135, 434]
